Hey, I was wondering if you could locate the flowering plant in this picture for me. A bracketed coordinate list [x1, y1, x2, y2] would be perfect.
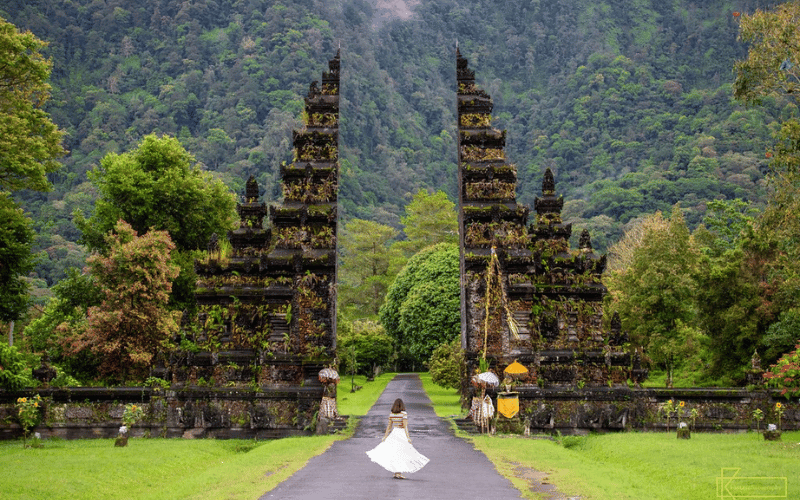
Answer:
[660, 399, 676, 432]
[774, 402, 784, 431]
[122, 403, 144, 428]
[16, 395, 42, 447]
[752, 408, 764, 432]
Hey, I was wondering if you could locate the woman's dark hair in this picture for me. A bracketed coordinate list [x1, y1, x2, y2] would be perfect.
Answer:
[391, 398, 405, 413]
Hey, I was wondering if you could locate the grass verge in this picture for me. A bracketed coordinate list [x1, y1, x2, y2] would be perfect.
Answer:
[419, 374, 800, 500]
[0, 373, 395, 500]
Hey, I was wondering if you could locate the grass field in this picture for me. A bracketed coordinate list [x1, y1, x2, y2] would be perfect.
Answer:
[418, 374, 800, 500]
[0, 373, 394, 500]
[5, 373, 795, 500]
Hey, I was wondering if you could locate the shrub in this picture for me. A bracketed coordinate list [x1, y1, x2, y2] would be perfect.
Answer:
[428, 339, 464, 390]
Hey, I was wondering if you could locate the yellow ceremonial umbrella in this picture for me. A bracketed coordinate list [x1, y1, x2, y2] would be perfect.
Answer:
[503, 360, 528, 380]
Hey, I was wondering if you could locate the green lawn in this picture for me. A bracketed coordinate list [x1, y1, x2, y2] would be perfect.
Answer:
[0, 373, 394, 500]
[418, 373, 800, 500]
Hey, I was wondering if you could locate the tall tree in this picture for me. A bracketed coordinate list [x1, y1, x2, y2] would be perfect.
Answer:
[734, 4, 800, 372]
[76, 134, 236, 252]
[397, 189, 458, 257]
[61, 221, 180, 382]
[0, 17, 65, 193]
[735, 2, 800, 175]
[0, 195, 35, 323]
[338, 218, 404, 318]
[606, 206, 702, 386]
[0, 18, 65, 325]
[23, 268, 102, 381]
[75, 134, 237, 311]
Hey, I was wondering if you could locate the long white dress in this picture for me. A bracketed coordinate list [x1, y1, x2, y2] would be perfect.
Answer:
[366, 411, 429, 474]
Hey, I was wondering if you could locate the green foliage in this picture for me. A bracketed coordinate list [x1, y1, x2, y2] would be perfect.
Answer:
[380, 243, 460, 370]
[0, 17, 65, 193]
[397, 189, 458, 257]
[74, 134, 236, 312]
[76, 134, 237, 253]
[760, 309, 800, 365]
[0, 344, 32, 391]
[337, 219, 404, 319]
[336, 319, 394, 376]
[0, 193, 36, 322]
[23, 267, 101, 382]
[3, 0, 779, 289]
[764, 341, 800, 397]
[61, 221, 180, 383]
[121, 403, 144, 427]
[428, 339, 465, 390]
[606, 206, 702, 385]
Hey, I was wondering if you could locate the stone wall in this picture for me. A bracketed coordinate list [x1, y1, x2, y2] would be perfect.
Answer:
[476, 386, 800, 434]
[0, 386, 326, 440]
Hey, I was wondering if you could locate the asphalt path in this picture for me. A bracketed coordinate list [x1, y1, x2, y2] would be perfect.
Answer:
[260, 373, 524, 500]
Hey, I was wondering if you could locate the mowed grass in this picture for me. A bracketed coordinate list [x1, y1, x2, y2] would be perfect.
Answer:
[471, 431, 800, 500]
[0, 373, 394, 500]
[418, 375, 800, 500]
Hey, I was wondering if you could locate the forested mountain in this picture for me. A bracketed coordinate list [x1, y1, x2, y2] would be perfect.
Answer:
[2, 0, 783, 287]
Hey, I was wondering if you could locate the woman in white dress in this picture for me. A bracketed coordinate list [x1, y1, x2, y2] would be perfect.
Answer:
[366, 398, 429, 479]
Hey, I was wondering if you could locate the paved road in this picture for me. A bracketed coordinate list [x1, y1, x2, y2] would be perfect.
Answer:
[260, 373, 524, 500]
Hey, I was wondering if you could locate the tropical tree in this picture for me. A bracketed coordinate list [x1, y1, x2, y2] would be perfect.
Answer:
[606, 206, 701, 386]
[0, 17, 65, 193]
[23, 268, 102, 381]
[60, 221, 180, 382]
[0, 195, 36, 324]
[75, 134, 237, 311]
[338, 218, 404, 318]
[336, 318, 394, 377]
[379, 243, 460, 370]
[396, 189, 458, 257]
[0, 17, 65, 327]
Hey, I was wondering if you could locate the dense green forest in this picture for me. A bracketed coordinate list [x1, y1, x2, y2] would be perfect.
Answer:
[2, 0, 783, 289]
[6, 0, 800, 389]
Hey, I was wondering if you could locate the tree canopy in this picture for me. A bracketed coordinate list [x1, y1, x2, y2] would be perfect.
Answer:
[397, 189, 458, 256]
[0, 194, 36, 322]
[61, 221, 180, 382]
[76, 134, 237, 253]
[338, 218, 404, 318]
[0, 17, 64, 193]
[379, 242, 460, 370]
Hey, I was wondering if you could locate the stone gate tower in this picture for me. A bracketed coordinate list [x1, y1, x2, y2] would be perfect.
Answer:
[152, 52, 341, 435]
[456, 49, 640, 388]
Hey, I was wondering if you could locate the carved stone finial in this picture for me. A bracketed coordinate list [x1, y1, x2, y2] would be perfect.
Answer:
[751, 350, 761, 371]
[611, 312, 621, 334]
[579, 229, 593, 252]
[245, 175, 259, 201]
[542, 168, 555, 195]
[208, 232, 219, 254]
[308, 80, 320, 98]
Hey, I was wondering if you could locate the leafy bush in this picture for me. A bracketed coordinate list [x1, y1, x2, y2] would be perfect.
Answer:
[428, 339, 464, 390]
[379, 243, 460, 370]
[764, 342, 800, 397]
[0, 344, 33, 391]
[337, 319, 393, 376]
